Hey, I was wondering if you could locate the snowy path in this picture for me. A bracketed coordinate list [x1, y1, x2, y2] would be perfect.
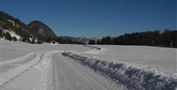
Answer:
[1, 50, 126, 90]
[52, 52, 126, 90]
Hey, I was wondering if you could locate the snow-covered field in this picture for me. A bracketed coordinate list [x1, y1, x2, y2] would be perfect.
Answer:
[85, 45, 177, 73]
[0, 39, 176, 90]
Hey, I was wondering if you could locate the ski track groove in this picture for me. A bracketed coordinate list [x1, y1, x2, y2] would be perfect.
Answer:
[0, 52, 45, 87]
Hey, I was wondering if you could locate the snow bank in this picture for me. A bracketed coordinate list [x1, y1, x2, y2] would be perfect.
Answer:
[62, 52, 177, 90]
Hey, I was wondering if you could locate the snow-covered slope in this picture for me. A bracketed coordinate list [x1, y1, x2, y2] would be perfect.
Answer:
[2, 29, 21, 40]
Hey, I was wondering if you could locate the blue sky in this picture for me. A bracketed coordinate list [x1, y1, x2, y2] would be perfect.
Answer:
[1, 0, 176, 37]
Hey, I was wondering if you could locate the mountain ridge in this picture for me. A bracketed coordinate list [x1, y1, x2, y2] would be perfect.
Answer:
[0, 11, 57, 43]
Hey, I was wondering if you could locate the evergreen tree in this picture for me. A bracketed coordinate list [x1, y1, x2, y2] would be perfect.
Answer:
[88, 39, 96, 44]
[4, 32, 12, 41]
[12, 37, 17, 41]
[99, 30, 177, 48]
[0, 29, 2, 38]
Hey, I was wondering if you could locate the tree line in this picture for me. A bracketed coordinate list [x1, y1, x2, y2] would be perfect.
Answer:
[88, 30, 177, 48]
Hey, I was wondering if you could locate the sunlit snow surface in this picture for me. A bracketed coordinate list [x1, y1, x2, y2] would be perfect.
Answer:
[0, 39, 176, 90]
[86, 45, 177, 73]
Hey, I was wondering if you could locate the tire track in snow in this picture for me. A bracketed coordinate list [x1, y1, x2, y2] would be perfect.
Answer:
[0, 52, 45, 87]
[61, 54, 107, 90]
[52, 52, 125, 90]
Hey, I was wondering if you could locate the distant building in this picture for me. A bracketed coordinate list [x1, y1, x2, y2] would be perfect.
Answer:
[50, 41, 59, 45]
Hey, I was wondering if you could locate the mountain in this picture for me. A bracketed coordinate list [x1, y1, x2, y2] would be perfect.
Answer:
[28, 20, 57, 42]
[0, 11, 57, 43]
[0, 11, 31, 42]
[61, 36, 89, 44]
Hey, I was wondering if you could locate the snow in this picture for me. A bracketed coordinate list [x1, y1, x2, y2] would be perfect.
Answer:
[0, 52, 36, 66]
[29, 37, 33, 42]
[87, 45, 177, 73]
[49, 42, 59, 45]
[53, 52, 126, 90]
[84, 45, 106, 55]
[7, 20, 15, 26]
[0, 52, 43, 86]
[3, 30, 21, 40]
[1, 51, 54, 90]
[0, 39, 91, 61]
[63, 51, 177, 90]
[0, 40, 176, 90]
